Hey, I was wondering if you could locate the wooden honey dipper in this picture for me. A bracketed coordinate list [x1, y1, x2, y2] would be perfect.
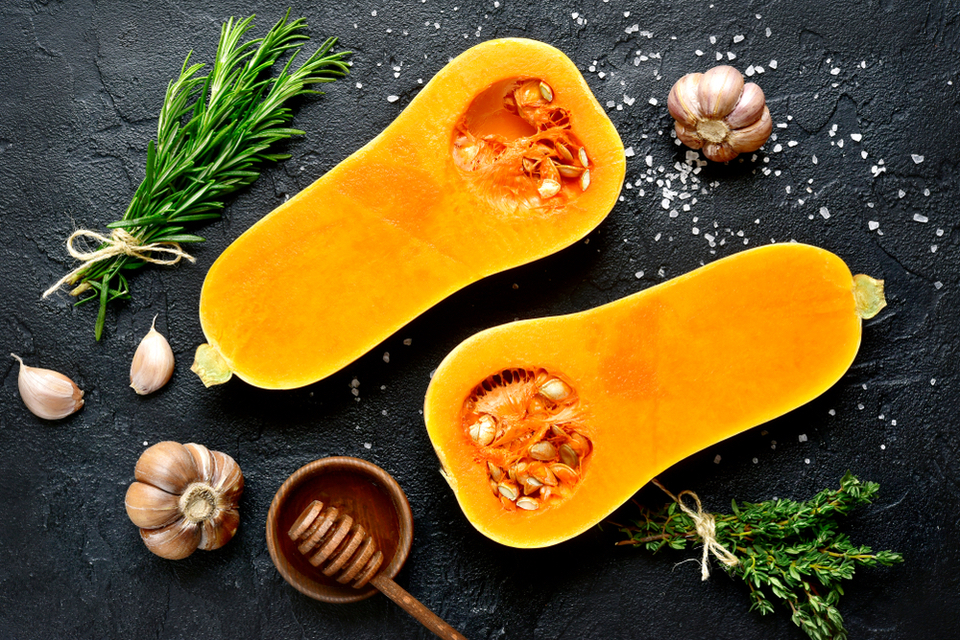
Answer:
[288, 499, 468, 640]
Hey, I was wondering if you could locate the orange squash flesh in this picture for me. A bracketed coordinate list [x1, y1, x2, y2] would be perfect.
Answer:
[194, 38, 625, 389]
[423, 244, 886, 548]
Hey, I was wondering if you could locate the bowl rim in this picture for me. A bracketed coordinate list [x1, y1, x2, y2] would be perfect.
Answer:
[265, 455, 414, 603]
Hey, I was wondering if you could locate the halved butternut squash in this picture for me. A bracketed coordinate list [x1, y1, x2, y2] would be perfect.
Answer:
[423, 243, 886, 548]
[193, 38, 625, 389]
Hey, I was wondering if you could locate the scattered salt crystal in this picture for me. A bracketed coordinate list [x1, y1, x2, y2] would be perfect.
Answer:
[898, 189, 906, 198]
[403, 338, 412, 346]
[383, 352, 390, 363]
[716, 52, 723, 61]
[714, 455, 722, 464]
[695, 49, 704, 56]
[648, 97, 658, 106]
[830, 67, 840, 75]
[710, 35, 717, 44]
[812, 155, 818, 164]
[623, 94, 636, 106]
[931, 245, 938, 253]
[881, 444, 886, 450]
[387, 95, 400, 103]
[364, 442, 372, 449]
[912, 154, 925, 164]
[935, 281, 943, 289]
[745, 65, 755, 76]
[828, 409, 836, 416]
[769, 59, 777, 69]
[819, 206, 830, 219]
[727, 51, 737, 60]
[752, 457, 759, 464]
[868, 220, 880, 231]
[804, 459, 810, 464]
[787, 140, 798, 147]
[773, 143, 783, 152]
[692, 227, 700, 235]
[765, 28, 772, 37]
[733, 34, 745, 43]
[635, 271, 644, 278]
[931, 378, 937, 385]
[624, 146, 635, 157]
[851, 133, 863, 141]
[356, 82, 363, 89]
[645, 155, 653, 167]
[798, 434, 808, 442]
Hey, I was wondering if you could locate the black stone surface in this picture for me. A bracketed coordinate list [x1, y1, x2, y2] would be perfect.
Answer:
[1, 0, 957, 638]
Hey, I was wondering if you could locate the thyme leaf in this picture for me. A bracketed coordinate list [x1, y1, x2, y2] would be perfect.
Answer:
[55, 11, 350, 340]
[614, 472, 903, 640]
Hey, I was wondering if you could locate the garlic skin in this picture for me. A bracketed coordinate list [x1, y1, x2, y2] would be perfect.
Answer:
[130, 317, 174, 395]
[125, 441, 244, 560]
[668, 65, 772, 162]
[12, 354, 84, 420]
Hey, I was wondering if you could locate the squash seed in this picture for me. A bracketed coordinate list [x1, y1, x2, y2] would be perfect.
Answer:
[556, 141, 575, 164]
[516, 496, 540, 510]
[529, 441, 558, 461]
[487, 461, 503, 482]
[580, 168, 591, 191]
[559, 443, 579, 468]
[468, 414, 496, 445]
[557, 164, 584, 179]
[539, 81, 554, 103]
[578, 147, 589, 166]
[538, 178, 561, 199]
[550, 462, 580, 485]
[497, 481, 519, 501]
[539, 377, 571, 401]
[522, 476, 543, 494]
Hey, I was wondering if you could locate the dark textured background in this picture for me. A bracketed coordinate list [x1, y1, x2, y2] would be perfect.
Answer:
[1, 0, 958, 638]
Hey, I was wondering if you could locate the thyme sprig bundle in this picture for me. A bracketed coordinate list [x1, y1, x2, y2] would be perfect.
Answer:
[44, 12, 350, 339]
[615, 473, 903, 640]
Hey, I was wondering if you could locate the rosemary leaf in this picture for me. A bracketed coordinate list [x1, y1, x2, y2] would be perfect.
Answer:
[615, 473, 903, 640]
[55, 11, 350, 340]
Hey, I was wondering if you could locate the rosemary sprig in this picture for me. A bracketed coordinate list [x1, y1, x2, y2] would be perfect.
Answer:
[614, 473, 903, 640]
[54, 12, 350, 340]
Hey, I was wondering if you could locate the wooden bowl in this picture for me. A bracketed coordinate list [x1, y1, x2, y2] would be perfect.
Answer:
[266, 456, 414, 603]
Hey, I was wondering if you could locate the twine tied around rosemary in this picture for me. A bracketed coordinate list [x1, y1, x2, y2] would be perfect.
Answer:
[42, 228, 195, 299]
[652, 478, 740, 580]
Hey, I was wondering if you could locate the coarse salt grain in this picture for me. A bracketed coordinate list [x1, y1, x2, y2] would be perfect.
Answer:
[820, 206, 830, 219]
[387, 95, 399, 103]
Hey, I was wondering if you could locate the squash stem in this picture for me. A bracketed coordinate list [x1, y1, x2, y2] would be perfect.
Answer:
[191, 343, 234, 387]
[852, 274, 887, 320]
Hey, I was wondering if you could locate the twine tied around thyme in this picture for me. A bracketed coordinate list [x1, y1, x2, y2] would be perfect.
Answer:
[42, 228, 195, 299]
[652, 478, 740, 580]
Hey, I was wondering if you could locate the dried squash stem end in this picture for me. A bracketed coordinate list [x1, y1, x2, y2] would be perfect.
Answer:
[852, 274, 887, 320]
[191, 343, 233, 387]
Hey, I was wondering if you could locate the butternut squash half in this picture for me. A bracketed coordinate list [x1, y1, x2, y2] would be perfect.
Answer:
[423, 244, 886, 548]
[193, 38, 625, 389]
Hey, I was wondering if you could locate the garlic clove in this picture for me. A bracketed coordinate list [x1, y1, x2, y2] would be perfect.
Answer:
[134, 441, 199, 494]
[130, 317, 175, 395]
[209, 450, 245, 504]
[140, 518, 201, 560]
[698, 65, 744, 119]
[703, 142, 740, 163]
[727, 105, 773, 153]
[667, 73, 703, 126]
[198, 507, 240, 551]
[125, 481, 180, 529]
[674, 122, 704, 149]
[725, 82, 767, 130]
[12, 354, 84, 420]
[184, 442, 217, 482]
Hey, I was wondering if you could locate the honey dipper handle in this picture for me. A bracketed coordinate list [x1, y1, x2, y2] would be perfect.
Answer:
[369, 574, 469, 640]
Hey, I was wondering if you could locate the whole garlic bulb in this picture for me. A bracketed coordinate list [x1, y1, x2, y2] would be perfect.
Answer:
[130, 316, 174, 395]
[125, 441, 244, 560]
[12, 353, 84, 420]
[668, 65, 772, 162]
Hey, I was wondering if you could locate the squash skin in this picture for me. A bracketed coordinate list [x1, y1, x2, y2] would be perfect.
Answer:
[423, 244, 878, 548]
[196, 38, 625, 389]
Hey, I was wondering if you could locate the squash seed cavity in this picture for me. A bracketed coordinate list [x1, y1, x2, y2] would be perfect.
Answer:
[452, 78, 592, 212]
[461, 367, 592, 512]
